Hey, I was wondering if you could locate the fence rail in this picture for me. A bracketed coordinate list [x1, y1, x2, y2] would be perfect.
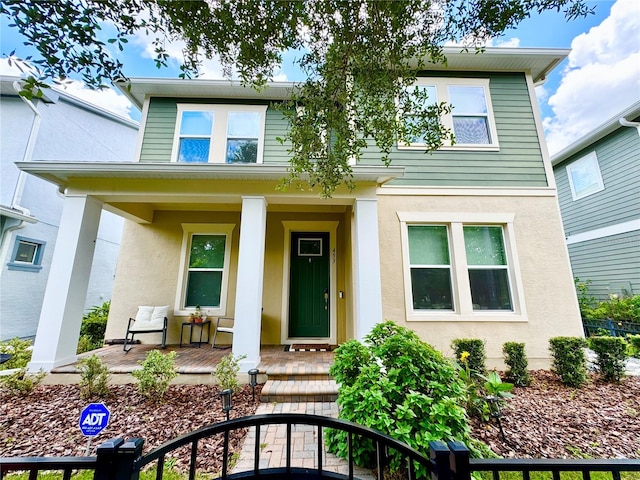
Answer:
[583, 318, 640, 337]
[1, 415, 639, 480]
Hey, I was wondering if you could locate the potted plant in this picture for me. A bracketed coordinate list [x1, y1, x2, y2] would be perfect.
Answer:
[190, 305, 204, 323]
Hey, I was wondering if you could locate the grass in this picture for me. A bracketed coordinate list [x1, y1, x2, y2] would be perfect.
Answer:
[475, 472, 640, 480]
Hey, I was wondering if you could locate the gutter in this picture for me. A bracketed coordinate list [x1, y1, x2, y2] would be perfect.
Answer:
[619, 115, 640, 136]
[0, 83, 41, 263]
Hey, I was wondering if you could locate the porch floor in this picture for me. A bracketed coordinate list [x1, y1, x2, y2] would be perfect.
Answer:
[49, 344, 335, 378]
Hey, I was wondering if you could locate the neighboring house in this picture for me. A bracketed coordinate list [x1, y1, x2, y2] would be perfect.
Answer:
[0, 76, 138, 341]
[552, 102, 640, 301]
[20, 47, 584, 373]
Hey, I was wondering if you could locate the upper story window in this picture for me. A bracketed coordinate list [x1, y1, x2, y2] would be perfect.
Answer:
[401, 78, 499, 151]
[172, 105, 267, 164]
[566, 151, 605, 200]
[7, 236, 45, 272]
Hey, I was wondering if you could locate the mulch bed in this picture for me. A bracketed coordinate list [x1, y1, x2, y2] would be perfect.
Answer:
[0, 384, 262, 473]
[470, 370, 640, 458]
[1, 370, 639, 475]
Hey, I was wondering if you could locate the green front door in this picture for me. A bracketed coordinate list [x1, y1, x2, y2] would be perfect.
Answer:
[288, 232, 330, 338]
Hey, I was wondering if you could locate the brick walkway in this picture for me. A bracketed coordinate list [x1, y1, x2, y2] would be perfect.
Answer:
[231, 402, 375, 479]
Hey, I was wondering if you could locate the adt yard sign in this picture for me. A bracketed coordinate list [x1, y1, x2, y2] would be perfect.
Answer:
[79, 403, 110, 437]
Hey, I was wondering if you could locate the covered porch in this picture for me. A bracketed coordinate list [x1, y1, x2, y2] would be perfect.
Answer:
[17, 161, 403, 375]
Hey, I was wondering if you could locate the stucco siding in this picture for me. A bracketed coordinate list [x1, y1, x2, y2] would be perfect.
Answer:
[568, 230, 640, 299]
[555, 126, 640, 236]
[106, 209, 350, 346]
[376, 193, 582, 369]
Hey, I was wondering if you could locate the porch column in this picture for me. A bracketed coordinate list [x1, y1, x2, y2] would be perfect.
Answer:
[353, 198, 383, 341]
[28, 195, 103, 372]
[232, 196, 267, 372]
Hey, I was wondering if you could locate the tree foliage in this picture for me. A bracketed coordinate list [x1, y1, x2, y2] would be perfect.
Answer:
[1, 0, 592, 196]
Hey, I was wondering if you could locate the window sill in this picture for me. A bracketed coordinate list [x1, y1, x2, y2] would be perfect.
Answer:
[7, 263, 43, 272]
[407, 311, 527, 322]
[397, 144, 500, 152]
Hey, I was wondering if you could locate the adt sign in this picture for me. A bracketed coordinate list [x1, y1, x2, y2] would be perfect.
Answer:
[79, 403, 110, 437]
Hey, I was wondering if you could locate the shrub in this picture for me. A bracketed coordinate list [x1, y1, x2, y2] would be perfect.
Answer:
[451, 338, 486, 375]
[327, 321, 493, 478]
[77, 301, 110, 354]
[0, 368, 46, 395]
[78, 354, 111, 399]
[628, 335, 640, 358]
[588, 336, 628, 383]
[549, 337, 588, 387]
[0, 338, 32, 370]
[502, 342, 530, 387]
[212, 353, 246, 392]
[131, 350, 177, 400]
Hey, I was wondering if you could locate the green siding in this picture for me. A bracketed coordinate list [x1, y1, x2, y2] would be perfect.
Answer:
[359, 72, 547, 187]
[139, 98, 290, 163]
[568, 230, 640, 300]
[554, 126, 640, 236]
[139, 73, 547, 187]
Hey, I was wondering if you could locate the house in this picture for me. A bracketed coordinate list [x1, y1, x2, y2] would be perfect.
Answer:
[551, 102, 640, 301]
[0, 76, 138, 341]
[20, 47, 584, 373]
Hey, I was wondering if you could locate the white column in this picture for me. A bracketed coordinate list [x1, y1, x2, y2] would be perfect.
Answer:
[353, 198, 383, 341]
[232, 196, 267, 372]
[28, 195, 103, 372]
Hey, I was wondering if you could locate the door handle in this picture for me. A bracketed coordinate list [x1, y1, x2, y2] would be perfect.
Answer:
[324, 288, 329, 310]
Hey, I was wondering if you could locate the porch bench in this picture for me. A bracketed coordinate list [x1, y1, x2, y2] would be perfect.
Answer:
[123, 306, 170, 352]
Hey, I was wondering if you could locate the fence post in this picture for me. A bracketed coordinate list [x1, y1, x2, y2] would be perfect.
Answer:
[429, 441, 451, 480]
[447, 441, 471, 480]
[117, 438, 144, 480]
[607, 318, 616, 336]
[95, 438, 125, 480]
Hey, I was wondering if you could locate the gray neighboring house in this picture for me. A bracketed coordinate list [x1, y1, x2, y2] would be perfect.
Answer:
[552, 101, 640, 300]
[0, 76, 138, 341]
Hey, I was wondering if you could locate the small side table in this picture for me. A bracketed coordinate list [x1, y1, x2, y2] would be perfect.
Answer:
[180, 320, 211, 348]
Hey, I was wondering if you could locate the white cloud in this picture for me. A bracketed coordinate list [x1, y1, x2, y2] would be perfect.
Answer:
[543, 0, 640, 154]
[0, 58, 134, 119]
[56, 80, 134, 119]
[486, 37, 521, 48]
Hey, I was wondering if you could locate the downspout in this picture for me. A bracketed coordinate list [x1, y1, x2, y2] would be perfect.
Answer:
[619, 115, 640, 136]
[0, 83, 42, 263]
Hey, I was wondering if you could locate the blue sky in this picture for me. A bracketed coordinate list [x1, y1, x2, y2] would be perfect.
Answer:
[1, 0, 638, 154]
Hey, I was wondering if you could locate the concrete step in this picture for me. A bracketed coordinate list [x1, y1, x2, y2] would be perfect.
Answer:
[263, 363, 332, 381]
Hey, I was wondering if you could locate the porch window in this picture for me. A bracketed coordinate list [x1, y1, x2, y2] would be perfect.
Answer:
[399, 212, 525, 321]
[172, 105, 267, 164]
[176, 224, 235, 316]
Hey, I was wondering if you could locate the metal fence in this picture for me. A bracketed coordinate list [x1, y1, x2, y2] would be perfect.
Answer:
[583, 318, 640, 337]
[1, 414, 639, 480]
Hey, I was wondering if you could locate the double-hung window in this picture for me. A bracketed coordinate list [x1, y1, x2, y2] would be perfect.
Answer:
[401, 78, 498, 150]
[172, 105, 267, 164]
[400, 213, 525, 321]
[7, 236, 45, 272]
[176, 224, 234, 316]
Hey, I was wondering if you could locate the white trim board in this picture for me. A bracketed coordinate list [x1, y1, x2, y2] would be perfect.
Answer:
[565, 219, 640, 245]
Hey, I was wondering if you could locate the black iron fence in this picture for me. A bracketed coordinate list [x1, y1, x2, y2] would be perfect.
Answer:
[583, 318, 640, 337]
[2, 414, 639, 480]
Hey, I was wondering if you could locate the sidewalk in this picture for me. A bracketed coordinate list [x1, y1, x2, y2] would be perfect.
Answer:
[231, 402, 375, 479]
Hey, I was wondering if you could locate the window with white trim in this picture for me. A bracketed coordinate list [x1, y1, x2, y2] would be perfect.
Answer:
[400, 213, 525, 321]
[172, 105, 267, 164]
[176, 224, 234, 316]
[566, 151, 605, 200]
[401, 78, 499, 150]
[7, 236, 45, 272]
